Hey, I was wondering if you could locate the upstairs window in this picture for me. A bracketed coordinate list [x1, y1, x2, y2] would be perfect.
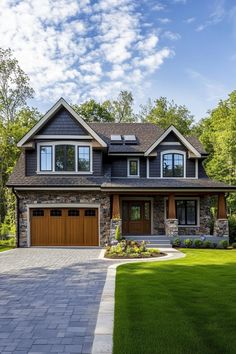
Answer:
[78, 146, 90, 172]
[162, 153, 184, 177]
[55, 145, 75, 171]
[128, 158, 139, 177]
[40, 146, 52, 171]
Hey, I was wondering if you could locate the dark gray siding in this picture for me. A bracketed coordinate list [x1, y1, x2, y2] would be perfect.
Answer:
[93, 150, 103, 176]
[111, 157, 146, 177]
[26, 149, 37, 176]
[198, 160, 208, 178]
[38, 108, 88, 135]
[149, 144, 196, 178]
[162, 131, 180, 143]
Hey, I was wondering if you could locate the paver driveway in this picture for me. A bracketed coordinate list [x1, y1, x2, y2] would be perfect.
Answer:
[0, 248, 111, 354]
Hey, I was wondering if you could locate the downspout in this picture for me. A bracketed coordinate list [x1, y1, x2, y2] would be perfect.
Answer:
[12, 188, 20, 248]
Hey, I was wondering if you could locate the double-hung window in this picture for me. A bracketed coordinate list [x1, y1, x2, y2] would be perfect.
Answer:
[40, 146, 52, 171]
[162, 153, 184, 177]
[127, 158, 139, 177]
[78, 146, 90, 172]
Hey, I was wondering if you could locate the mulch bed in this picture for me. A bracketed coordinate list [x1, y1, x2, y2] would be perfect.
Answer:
[104, 252, 166, 259]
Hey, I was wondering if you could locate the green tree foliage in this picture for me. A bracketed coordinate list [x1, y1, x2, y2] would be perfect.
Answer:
[142, 96, 194, 134]
[72, 99, 114, 122]
[0, 48, 34, 122]
[105, 91, 136, 122]
[196, 90, 236, 213]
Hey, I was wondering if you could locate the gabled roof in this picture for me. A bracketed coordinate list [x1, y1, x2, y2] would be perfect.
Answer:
[17, 98, 107, 148]
[144, 125, 202, 157]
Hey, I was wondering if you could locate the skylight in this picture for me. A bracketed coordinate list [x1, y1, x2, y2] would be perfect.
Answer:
[123, 135, 136, 141]
[110, 134, 122, 141]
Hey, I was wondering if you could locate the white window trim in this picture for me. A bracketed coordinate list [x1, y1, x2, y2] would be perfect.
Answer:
[164, 196, 200, 227]
[160, 150, 186, 178]
[37, 141, 93, 174]
[127, 158, 140, 178]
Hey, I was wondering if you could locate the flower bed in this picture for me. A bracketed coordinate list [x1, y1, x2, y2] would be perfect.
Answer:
[105, 239, 165, 259]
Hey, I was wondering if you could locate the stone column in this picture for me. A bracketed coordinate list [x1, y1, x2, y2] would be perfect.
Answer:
[165, 193, 178, 236]
[214, 193, 229, 237]
[110, 194, 122, 244]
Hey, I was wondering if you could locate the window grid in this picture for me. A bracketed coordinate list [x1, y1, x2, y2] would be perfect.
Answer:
[163, 153, 184, 177]
[176, 200, 197, 225]
[40, 146, 52, 171]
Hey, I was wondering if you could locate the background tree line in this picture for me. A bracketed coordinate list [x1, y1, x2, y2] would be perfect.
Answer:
[0, 48, 236, 238]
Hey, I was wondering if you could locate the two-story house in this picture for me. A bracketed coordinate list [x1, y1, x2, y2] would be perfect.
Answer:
[7, 98, 236, 247]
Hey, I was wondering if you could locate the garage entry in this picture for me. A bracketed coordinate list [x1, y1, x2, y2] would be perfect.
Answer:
[30, 207, 99, 246]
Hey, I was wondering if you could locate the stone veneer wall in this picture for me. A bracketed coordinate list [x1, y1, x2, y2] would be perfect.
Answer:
[16, 191, 111, 247]
[153, 195, 212, 236]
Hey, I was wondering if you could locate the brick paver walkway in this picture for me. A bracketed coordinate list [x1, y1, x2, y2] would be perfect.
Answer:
[0, 248, 110, 354]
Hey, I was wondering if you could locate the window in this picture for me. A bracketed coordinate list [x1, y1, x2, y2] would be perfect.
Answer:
[50, 209, 62, 217]
[130, 205, 141, 220]
[163, 153, 184, 177]
[128, 158, 139, 177]
[39, 143, 92, 173]
[55, 145, 75, 171]
[85, 209, 96, 216]
[32, 209, 44, 216]
[176, 200, 197, 225]
[78, 146, 90, 172]
[40, 146, 52, 171]
[68, 209, 80, 216]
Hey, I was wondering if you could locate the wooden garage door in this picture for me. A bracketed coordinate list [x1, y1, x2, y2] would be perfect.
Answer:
[30, 208, 99, 246]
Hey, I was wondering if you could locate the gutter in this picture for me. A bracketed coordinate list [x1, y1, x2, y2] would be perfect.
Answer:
[12, 188, 20, 248]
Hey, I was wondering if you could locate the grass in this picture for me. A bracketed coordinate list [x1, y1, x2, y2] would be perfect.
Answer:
[0, 246, 13, 252]
[113, 249, 236, 354]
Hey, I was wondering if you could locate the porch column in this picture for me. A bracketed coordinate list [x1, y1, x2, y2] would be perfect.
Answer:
[168, 193, 176, 219]
[165, 193, 178, 237]
[110, 194, 122, 244]
[214, 193, 229, 237]
[112, 194, 120, 219]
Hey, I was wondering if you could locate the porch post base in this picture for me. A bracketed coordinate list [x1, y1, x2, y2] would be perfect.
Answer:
[110, 219, 122, 244]
[165, 219, 178, 237]
[213, 219, 229, 237]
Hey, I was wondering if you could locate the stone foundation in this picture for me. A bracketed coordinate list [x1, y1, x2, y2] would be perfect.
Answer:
[214, 219, 229, 237]
[165, 219, 178, 237]
[16, 191, 111, 247]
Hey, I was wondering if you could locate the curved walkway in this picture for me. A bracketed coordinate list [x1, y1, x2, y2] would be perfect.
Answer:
[92, 248, 185, 354]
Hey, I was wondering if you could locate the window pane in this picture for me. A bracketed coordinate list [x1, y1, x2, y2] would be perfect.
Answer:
[78, 146, 90, 171]
[174, 154, 184, 177]
[55, 145, 75, 171]
[50, 209, 62, 216]
[40, 146, 52, 171]
[85, 209, 96, 216]
[130, 206, 141, 221]
[163, 154, 173, 177]
[176, 200, 186, 225]
[129, 160, 138, 175]
[186, 201, 196, 225]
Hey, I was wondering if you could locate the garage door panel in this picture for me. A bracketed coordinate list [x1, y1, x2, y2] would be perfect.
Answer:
[65, 209, 84, 246]
[31, 207, 98, 246]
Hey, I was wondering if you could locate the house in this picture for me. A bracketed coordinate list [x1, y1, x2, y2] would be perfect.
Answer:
[7, 98, 236, 248]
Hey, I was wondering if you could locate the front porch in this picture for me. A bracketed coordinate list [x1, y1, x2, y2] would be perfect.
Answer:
[109, 192, 229, 246]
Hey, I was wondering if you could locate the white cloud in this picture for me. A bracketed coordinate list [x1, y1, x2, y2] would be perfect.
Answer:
[163, 31, 181, 40]
[152, 3, 165, 11]
[0, 0, 173, 104]
[158, 18, 171, 24]
[195, 0, 225, 32]
[185, 17, 195, 24]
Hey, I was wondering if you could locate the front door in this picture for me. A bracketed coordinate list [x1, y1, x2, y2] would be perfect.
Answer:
[122, 201, 151, 235]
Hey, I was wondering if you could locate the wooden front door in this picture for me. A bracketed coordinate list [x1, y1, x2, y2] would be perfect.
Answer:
[122, 201, 151, 235]
[30, 207, 99, 246]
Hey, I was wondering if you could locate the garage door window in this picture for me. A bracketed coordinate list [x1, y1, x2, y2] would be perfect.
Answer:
[32, 209, 44, 216]
[85, 209, 96, 216]
[50, 209, 62, 216]
[68, 209, 80, 216]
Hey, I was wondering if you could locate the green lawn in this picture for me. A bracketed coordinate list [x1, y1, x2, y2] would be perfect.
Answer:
[0, 246, 13, 252]
[113, 250, 236, 354]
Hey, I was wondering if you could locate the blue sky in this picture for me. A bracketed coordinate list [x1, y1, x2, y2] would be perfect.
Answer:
[0, 0, 235, 121]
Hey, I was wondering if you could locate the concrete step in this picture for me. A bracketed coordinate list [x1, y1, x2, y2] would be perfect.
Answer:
[147, 244, 172, 248]
[125, 235, 172, 248]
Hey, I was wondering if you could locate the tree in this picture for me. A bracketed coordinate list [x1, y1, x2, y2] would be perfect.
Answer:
[142, 97, 194, 135]
[105, 91, 136, 123]
[0, 48, 34, 122]
[72, 99, 114, 122]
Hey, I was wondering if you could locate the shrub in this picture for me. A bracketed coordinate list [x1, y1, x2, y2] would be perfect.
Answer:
[105, 239, 160, 258]
[172, 238, 181, 247]
[194, 239, 203, 248]
[232, 242, 236, 249]
[203, 240, 212, 248]
[115, 225, 121, 241]
[229, 215, 236, 244]
[219, 240, 229, 249]
[184, 238, 193, 248]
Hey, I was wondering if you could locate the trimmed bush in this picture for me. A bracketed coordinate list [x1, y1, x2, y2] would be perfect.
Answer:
[194, 239, 203, 248]
[203, 240, 212, 248]
[219, 240, 229, 249]
[172, 238, 181, 247]
[105, 240, 161, 258]
[184, 238, 193, 248]
[229, 215, 236, 244]
[115, 225, 121, 241]
[232, 242, 236, 249]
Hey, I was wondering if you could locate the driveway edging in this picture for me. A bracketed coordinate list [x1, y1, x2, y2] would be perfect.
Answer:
[92, 248, 185, 354]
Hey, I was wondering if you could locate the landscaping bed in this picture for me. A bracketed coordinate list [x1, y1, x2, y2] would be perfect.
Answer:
[105, 240, 165, 259]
